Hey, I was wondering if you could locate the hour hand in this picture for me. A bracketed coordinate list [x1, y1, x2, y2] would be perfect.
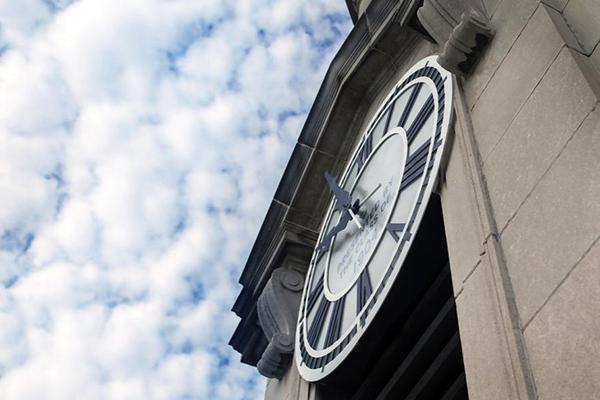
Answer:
[317, 212, 351, 253]
[324, 171, 351, 211]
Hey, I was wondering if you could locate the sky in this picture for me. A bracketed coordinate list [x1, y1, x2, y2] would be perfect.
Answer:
[0, 1, 351, 399]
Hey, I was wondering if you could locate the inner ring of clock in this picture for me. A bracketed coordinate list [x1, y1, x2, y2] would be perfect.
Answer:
[324, 130, 407, 299]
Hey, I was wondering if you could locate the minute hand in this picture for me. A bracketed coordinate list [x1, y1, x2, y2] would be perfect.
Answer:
[324, 171, 352, 211]
[358, 183, 381, 208]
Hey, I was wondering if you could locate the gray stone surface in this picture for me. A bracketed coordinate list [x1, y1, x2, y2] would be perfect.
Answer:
[541, 0, 569, 12]
[524, 237, 600, 399]
[588, 46, 600, 98]
[257, 267, 305, 379]
[463, 0, 539, 110]
[455, 258, 519, 399]
[417, 0, 468, 46]
[265, 361, 310, 400]
[570, 47, 600, 100]
[501, 105, 600, 325]
[592, 41, 600, 63]
[482, 0, 502, 17]
[471, 4, 565, 161]
[483, 46, 598, 232]
[592, 43, 600, 80]
[563, 0, 600, 54]
[451, 77, 538, 399]
[440, 128, 484, 295]
[544, 4, 585, 53]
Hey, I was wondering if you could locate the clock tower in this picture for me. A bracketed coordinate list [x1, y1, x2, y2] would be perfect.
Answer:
[231, 0, 600, 399]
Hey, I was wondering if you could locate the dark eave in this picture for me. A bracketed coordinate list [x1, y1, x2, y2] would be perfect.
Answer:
[345, 0, 359, 24]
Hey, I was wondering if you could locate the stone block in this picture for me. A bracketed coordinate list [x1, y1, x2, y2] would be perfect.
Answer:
[470, 4, 565, 161]
[455, 259, 518, 399]
[564, 0, 600, 54]
[463, 0, 539, 109]
[440, 127, 485, 295]
[500, 106, 600, 324]
[541, 0, 569, 12]
[483, 46, 597, 233]
[524, 237, 600, 399]
[544, 4, 585, 53]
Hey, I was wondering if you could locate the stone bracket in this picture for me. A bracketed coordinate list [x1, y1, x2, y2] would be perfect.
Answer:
[417, 0, 494, 75]
[256, 266, 305, 379]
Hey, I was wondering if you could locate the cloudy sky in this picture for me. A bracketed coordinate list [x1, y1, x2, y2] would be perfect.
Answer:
[0, 1, 350, 398]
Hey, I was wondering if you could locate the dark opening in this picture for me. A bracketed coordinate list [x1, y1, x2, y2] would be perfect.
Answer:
[321, 194, 468, 400]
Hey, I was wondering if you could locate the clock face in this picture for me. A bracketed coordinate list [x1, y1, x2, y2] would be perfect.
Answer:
[295, 56, 453, 381]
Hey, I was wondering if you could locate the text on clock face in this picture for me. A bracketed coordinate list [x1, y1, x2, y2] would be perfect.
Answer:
[334, 177, 395, 282]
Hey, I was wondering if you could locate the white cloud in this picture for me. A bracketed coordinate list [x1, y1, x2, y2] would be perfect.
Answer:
[0, 0, 51, 45]
[0, 0, 351, 398]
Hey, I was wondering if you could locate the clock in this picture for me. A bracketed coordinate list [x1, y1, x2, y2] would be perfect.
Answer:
[295, 56, 454, 382]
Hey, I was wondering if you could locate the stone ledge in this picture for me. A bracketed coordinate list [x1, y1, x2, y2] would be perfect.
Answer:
[455, 256, 519, 399]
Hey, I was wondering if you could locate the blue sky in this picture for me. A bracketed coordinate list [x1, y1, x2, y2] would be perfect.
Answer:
[0, 1, 351, 398]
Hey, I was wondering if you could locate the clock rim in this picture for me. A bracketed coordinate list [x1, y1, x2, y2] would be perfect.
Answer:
[295, 55, 454, 382]
[302, 76, 439, 357]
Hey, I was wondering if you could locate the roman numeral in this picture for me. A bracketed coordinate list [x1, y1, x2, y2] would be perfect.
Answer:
[356, 135, 373, 171]
[324, 297, 345, 347]
[383, 103, 395, 133]
[307, 297, 330, 347]
[398, 83, 423, 128]
[406, 94, 434, 145]
[315, 247, 327, 264]
[307, 274, 324, 315]
[356, 269, 373, 317]
[386, 222, 406, 242]
[400, 140, 431, 191]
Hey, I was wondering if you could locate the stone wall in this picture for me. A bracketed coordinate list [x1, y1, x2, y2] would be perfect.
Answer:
[441, 0, 600, 398]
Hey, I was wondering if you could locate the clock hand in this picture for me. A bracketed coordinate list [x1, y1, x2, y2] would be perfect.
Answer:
[318, 172, 363, 252]
[358, 183, 381, 208]
[317, 211, 352, 253]
[347, 208, 363, 230]
[324, 171, 352, 211]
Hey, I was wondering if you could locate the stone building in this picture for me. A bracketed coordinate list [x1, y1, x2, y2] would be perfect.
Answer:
[230, 0, 600, 399]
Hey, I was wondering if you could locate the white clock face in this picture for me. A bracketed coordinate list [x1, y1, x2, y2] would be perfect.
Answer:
[295, 56, 453, 382]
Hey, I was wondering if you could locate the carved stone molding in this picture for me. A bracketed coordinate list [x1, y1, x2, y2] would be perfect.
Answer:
[256, 266, 305, 379]
[439, 9, 494, 74]
[417, 0, 464, 45]
[417, 0, 494, 75]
